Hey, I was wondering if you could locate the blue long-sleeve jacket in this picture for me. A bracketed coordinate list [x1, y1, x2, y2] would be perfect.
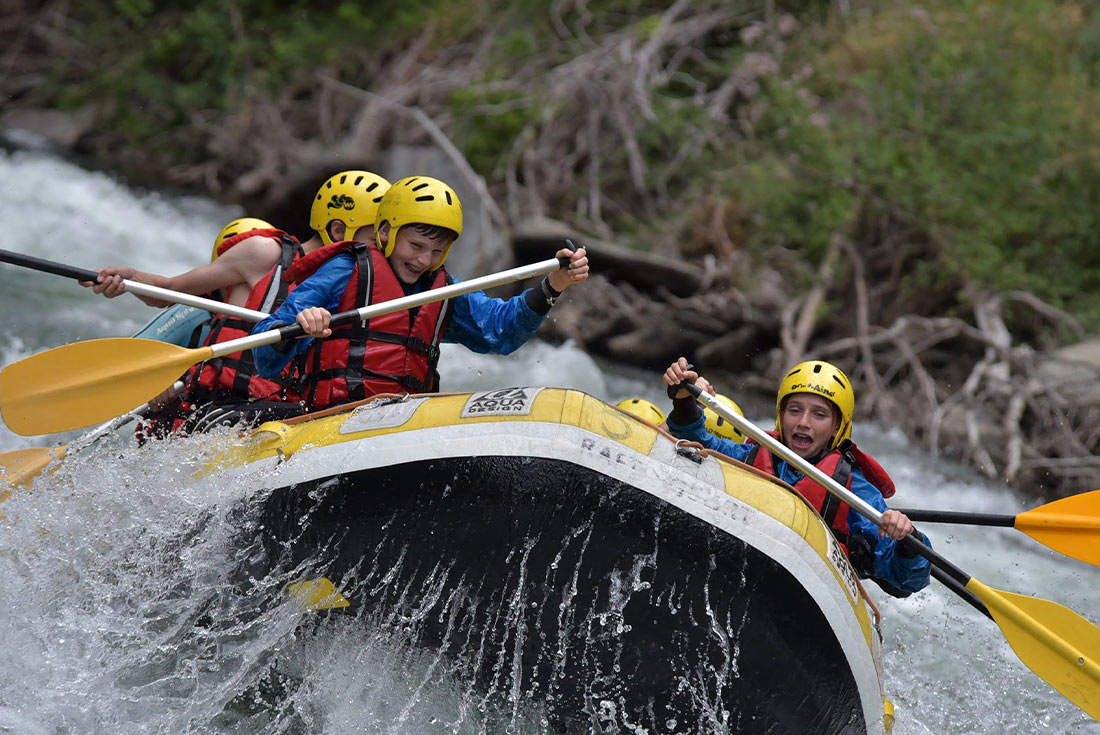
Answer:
[251, 252, 548, 377]
[667, 411, 932, 595]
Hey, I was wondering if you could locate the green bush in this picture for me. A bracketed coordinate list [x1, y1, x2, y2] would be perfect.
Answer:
[725, 0, 1100, 324]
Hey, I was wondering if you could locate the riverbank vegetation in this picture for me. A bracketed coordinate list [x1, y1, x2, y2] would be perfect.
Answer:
[6, 0, 1100, 495]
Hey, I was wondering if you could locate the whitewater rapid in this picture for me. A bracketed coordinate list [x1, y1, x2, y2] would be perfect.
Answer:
[0, 147, 1097, 733]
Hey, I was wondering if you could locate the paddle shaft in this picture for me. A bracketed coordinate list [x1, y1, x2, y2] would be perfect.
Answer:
[894, 495, 1100, 568]
[207, 254, 574, 360]
[0, 248, 268, 322]
[893, 508, 1015, 527]
[681, 383, 993, 616]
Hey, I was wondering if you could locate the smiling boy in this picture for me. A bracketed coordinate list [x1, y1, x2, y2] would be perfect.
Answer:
[251, 175, 589, 411]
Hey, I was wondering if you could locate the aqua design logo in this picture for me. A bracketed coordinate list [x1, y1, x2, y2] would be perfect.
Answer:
[328, 194, 355, 211]
[789, 382, 835, 399]
[460, 387, 545, 417]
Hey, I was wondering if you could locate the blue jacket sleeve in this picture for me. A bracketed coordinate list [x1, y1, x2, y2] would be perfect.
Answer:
[664, 413, 755, 462]
[443, 279, 547, 354]
[846, 468, 932, 594]
[251, 254, 355, 377]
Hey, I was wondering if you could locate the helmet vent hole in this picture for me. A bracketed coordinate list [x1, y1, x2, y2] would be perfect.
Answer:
[366, 182, 377, 191]
[445, 191, 453, 205]
[812, 364, 822, 373]
[415, 195, 435, 202]
[412, 182, 429, 191]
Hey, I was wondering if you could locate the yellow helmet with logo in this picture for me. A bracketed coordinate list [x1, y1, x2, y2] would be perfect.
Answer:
[375, 175, 463, 270]
[615, 397, 667, 425]
[211, 217, 274, 262]
[310, 170, 391, 246]
[776, 360, 854, 450]
[704, 394, 746, 442]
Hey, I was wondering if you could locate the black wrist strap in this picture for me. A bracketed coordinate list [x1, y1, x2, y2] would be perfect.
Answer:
[540, 277, 561, 306]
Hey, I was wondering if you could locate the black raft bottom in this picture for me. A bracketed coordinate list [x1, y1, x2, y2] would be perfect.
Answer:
[255, 455, 869, 735]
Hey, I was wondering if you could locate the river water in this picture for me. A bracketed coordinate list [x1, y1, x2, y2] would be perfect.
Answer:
[0, 147, 1096, 733]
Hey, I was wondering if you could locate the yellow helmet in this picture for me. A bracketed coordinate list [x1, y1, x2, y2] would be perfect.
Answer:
[615, 397, 666, 425]
[776, 360, 854, 450]
[375, 176, 463, 270]
[704, 394, 746, 442]
[211, 217, 274, 262]
[310, 170, 391, 246]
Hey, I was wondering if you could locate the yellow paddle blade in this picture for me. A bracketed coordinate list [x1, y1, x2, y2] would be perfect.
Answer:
[0, 446, 66, 488]
[966, 578, 1100, 720]
[0, 338, 212, 436]
[1015, 490, 1100, 567]
[286, 578, 351, 610]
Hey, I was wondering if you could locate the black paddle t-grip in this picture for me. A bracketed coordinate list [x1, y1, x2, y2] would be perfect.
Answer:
[556, 238, 580, 269]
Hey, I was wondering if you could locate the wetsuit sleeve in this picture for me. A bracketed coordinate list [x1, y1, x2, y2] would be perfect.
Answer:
[251, 255, 355, 377]
[667, 395, 703, 427]
[664, 411, 754, 461]
[442, 278, 547, 354]
[846, 468, 932, 594]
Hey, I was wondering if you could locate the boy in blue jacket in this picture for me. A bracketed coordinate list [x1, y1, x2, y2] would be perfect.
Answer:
[252, 175, 588, 410]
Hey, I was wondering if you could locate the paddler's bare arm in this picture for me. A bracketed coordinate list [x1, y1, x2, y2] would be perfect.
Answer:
[81, 236, 282, 308]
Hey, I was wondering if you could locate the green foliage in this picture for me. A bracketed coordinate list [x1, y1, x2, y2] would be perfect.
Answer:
[736, 82, 857, 263]
[113, 0, 154, 25]
[65, 0, 477, 144]
[449, 86, 535, 176]
[729, 0, 1100, 324]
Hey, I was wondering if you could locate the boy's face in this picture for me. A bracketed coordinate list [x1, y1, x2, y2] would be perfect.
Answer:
[779, 393, 840, 459]
[384, 226, 450, 284]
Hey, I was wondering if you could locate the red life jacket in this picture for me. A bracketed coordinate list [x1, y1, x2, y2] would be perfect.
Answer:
[135, 229, 304, 442]
[743, 431, 895, 556]
[287, 241, 451, 411]
[185, 229, 305, 406]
